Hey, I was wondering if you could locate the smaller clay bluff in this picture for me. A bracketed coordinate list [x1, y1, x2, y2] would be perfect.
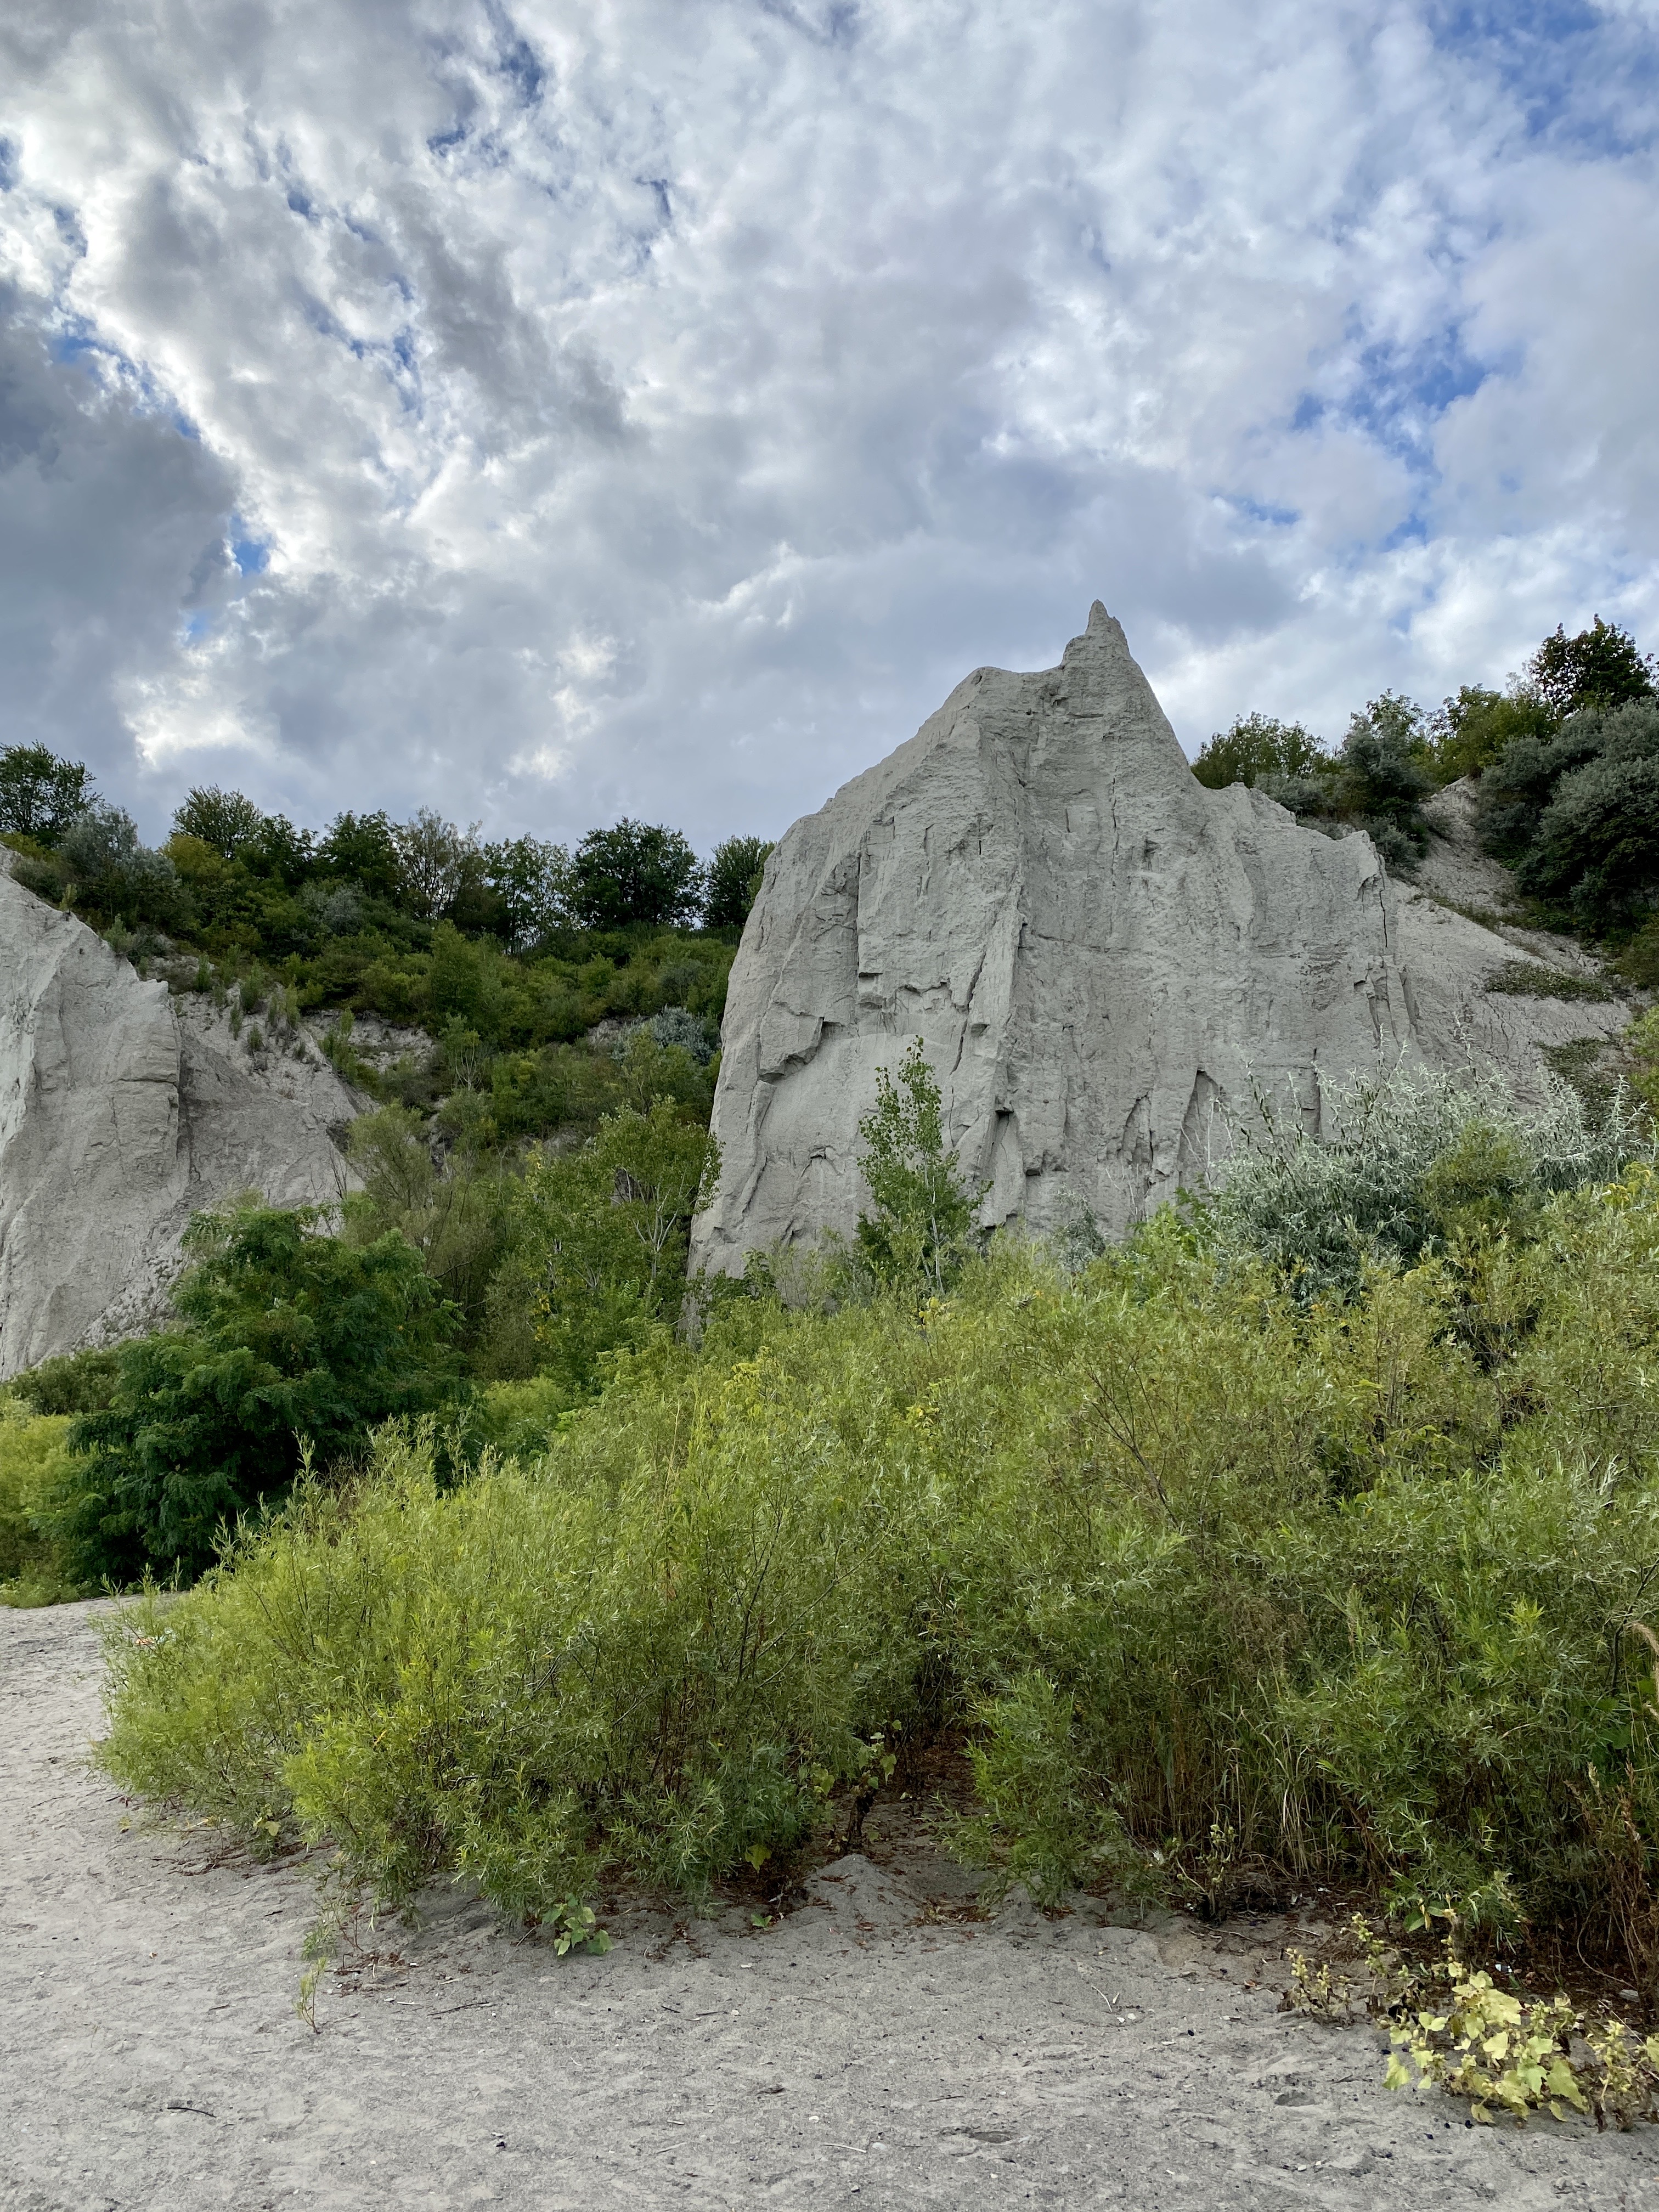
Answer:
[692, 605, 1628, 1273]
[0, 865, 362, 1378]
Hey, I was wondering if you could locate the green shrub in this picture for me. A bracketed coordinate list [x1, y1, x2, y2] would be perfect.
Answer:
[1619, 921, 1659, 990]
[343, 1107, 520, 1352]
[9, 1345, 123, 1417]
[1425, 687, 1556, 783]
[1330, 693, 1434, 862]
[1516, 704, 1659, 929]
[517, 1098, 719, 1395]
[99, 1368, 899, 1909]
[1194, 697, 1435, 865]
[1484, 960, 1615, 1003]
[0, 1402, 81, 1605]
[465, 1376, 577, 1460]
[1212, 1064, 1650, 1299]
[57, 1204, 465, 1586]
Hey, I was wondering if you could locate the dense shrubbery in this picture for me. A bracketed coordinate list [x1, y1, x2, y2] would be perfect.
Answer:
[89, 1065, 1659, 1993]
[1215, 1065, 1651, 1298]
[54, 1206, 465, 1588]
[1503, 702, 1659, 929]
[1189, 711, 1325, 792]
[1, 1062, 721, 1600]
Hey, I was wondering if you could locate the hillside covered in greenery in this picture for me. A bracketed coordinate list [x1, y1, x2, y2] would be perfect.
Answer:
[5, 613, 1659, 2035]
[0, 761, 772, 1132]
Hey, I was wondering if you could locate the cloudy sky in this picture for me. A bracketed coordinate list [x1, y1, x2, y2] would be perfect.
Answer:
[2, 0, 1657, 851]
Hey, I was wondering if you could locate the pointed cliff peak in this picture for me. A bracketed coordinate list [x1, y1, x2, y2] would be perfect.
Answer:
[1049, 603, 1188, 780]
[1060, 599, 1135, 680]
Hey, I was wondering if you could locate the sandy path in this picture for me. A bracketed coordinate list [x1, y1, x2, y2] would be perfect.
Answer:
[6, 1602, 1659, 2211]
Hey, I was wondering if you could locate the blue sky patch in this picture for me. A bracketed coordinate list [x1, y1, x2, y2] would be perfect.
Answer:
[1427, 0, 1659, 152]
[229, 523, 270, 576]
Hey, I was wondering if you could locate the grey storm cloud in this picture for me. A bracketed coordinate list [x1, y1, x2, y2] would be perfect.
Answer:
[0, 0, 1656, 848]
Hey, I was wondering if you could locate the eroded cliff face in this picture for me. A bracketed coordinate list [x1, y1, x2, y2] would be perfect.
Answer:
[0, 867, 362, 1376]
[691, 604, 1627, 1273]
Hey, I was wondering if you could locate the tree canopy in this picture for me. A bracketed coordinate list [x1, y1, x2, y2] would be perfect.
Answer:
[569, 819, 706, 929]
[1190, 713, 1325, 791]
[705, 834, 774, 931]
[0, 742, 95, 845]
[1529, 617, 1655, 721]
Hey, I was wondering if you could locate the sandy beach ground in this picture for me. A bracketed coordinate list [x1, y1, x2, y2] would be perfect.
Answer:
[7, 1600, 1659, 2211]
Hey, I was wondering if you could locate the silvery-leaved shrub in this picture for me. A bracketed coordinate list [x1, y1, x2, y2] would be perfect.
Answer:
[647, 1005, 716, 1064]
[607, 1006, 717, 1066]
[1211, 1062, 1653, 1299]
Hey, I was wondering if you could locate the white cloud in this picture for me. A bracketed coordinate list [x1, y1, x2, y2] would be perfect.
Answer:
[0, 0, 1655, 844]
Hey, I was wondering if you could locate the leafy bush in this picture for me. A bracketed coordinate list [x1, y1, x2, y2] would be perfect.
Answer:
[1196, 697, 1434, 865]
[1474, 694, 1659, 930]
[96, 1169, 1659, 1985]
[1516, 703, 1659, 928]
[514, 1099, 719, 1396]
[9, 1345, 123, 1417]
[1386, 1951, 1625, 2125]
[99, 1390, 888, 1910]
[0, 1402, 81, 1605]
[1325, 693, 1434, 862]
[1425, 687, 1556, 783]
[56, 1205, 465, 1586]
[604, 1008, 718, 1075]
[1212, 1064, 1650, 1299]
[1475, 716, 1608, 864]
[343, 1108, 521, 1352]
[59, 803, 184, 930]
[646, 1006, 717, 1065]
[1195, 622, 1655, 920]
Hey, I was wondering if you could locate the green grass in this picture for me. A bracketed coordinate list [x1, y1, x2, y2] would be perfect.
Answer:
[1485, 959, 1616, 1003]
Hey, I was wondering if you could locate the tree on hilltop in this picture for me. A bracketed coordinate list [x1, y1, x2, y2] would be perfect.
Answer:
[569, 819, 705, 929]
[0, 742, 95, 845]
